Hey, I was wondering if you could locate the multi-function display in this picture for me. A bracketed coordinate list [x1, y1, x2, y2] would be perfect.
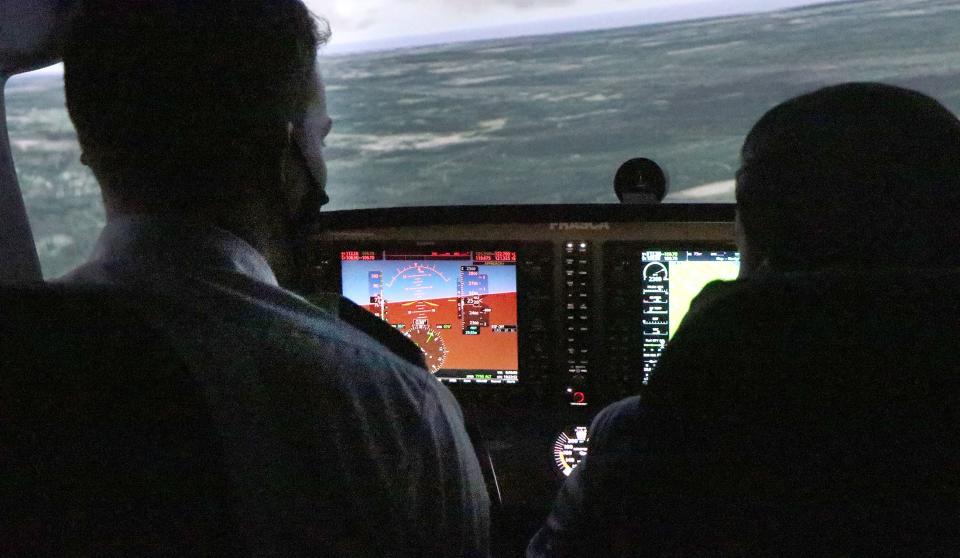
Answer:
[640, 250, 740, 383]
[340, 249, 520, 385]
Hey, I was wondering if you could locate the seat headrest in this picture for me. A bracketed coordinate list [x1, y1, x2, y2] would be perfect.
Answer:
[0, 0, 78, 78]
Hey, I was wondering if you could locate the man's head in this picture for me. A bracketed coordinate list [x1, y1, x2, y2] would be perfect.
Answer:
[735, 82, 960, 275]
[63, 0, 330, 280]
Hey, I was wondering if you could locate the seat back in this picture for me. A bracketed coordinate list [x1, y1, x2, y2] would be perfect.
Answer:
[0, 0, 78, 77]
[0, 0, 79, 283]
[0, 286, 238, 556]
[629, 270, 960, 556]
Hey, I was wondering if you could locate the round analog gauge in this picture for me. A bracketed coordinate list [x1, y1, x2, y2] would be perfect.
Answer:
[404, 327, 448, 373]
[553, 426, 590, 477]
[642, 261, 669, 281]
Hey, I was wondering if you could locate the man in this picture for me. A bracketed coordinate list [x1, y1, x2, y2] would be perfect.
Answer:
[528, 83, 960, 556]
[59, 1, 489, 556]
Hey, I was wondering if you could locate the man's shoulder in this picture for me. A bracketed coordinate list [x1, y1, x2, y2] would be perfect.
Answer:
[649, 268, 960, 405]
[585, 395, 645, 455]
[177, 276, 438, 394]
[675, 268, 960, 344]
[61, 261, 438, 395]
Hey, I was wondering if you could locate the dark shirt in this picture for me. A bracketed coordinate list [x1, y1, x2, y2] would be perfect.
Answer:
[60, 216, 491, 557]
[529, 271, 960, 556]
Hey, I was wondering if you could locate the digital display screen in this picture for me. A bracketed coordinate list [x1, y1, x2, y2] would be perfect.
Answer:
[640, 250, 740, 383]
[553, 426, 590, 478]
[341, 250, 519, 385]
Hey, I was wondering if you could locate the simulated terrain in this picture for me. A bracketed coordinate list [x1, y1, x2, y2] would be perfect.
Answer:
[7, 0, 960, 277]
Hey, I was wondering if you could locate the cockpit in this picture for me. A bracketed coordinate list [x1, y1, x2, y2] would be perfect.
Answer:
[4, 0, 960, 555]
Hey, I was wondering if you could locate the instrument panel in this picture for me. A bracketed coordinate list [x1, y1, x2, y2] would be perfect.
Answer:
[304, 204, 735, 401]
[300, 204, 737, 549]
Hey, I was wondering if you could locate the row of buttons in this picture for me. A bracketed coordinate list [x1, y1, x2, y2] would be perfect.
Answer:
[602, 247, 645, 400]
[563, 241, 591, 407]
[518, 245, 555, 391]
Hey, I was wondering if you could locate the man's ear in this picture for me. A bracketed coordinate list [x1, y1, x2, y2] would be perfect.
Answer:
[735, 209, 766, 279]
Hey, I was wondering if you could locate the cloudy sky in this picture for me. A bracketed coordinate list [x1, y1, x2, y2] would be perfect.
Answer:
[307, 0, 847, 51]
[24, 0, 845, 74]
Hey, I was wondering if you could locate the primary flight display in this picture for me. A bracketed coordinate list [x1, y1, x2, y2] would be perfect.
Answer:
[341, 249, 519, 384]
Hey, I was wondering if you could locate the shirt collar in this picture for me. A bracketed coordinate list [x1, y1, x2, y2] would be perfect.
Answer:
[89, 215, 279, 287]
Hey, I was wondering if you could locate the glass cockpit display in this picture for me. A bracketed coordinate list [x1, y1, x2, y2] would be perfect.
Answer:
[553, 426, 590, 477]
[641, 250, 740, 383]
[340, 249, 519, 384]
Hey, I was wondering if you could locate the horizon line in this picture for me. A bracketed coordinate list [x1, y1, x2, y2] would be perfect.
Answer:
[321, 0, 852, 56]
[14, 0, 853, 75]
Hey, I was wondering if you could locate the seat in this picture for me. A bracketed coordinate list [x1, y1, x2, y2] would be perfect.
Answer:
[635, 269, 960, 555]
[0, 286, 237, 557]
[1, 0, 80, 284]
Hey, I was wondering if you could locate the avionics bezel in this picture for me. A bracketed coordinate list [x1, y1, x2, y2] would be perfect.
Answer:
[327, 241, 528, 387]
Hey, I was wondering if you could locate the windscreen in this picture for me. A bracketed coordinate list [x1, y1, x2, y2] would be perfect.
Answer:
[319, 0, 960, 208]
[7, 0, 960, 277]
[340, 249, 520, 384]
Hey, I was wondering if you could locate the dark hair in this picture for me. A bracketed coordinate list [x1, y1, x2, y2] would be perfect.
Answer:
[736, 82, 960, 271]
[63, 0, 328, 208]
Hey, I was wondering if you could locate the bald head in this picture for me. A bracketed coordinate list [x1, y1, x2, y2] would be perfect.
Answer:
[735, 82, 960, 273]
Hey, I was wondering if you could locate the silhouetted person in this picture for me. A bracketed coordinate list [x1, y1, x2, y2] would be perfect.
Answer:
[529, 82, 960, 557]
[58, 2, 489, 556]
